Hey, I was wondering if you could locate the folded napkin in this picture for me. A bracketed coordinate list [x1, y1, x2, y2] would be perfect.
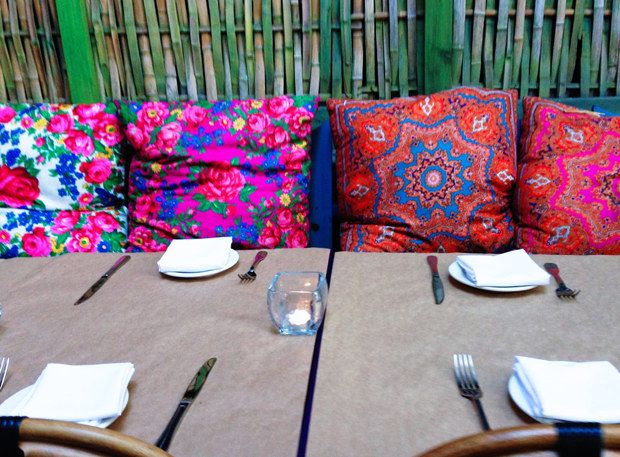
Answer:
[157, 237, 232, 273]
[513, 356, 620, 423]
[456, 249, 550, 287]
[13, 363, 134, 422]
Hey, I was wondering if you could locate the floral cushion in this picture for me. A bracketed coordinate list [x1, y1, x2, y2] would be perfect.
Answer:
[327, 87, 518, 252]
[516, 98, 620, 254]
[117, 96, 317, 251]
[0, 103, 127, 258]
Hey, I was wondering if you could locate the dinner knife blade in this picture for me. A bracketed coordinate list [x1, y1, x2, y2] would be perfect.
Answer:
[74, 255, 130, 305]
[432, 274, 445, 304]
[426, 255, 444, 304]
[155, 357, 217, 451]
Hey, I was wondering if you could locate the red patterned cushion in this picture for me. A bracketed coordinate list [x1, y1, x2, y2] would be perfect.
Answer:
[327, 87, 518, 252]
[516, 98, 620, 254]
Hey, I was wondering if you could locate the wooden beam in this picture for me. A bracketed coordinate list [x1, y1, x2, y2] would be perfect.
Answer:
[56, 0, 100, 102]
[424, 0, 454, 93]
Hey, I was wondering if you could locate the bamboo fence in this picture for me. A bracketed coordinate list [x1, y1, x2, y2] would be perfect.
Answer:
[0, 0, 619, 103]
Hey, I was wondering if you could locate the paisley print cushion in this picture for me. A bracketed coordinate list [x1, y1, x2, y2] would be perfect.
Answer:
[516, 98, 620, 254]
[328, 87, 518, 252]
[0, 103, 127, 258]
[117, 96, 317, 251]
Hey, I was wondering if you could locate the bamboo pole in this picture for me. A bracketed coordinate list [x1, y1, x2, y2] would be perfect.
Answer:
[529, 0, 544, 85]
[122, 0, 146, 98]
[220, 0, 233, 98]
[133, 0, 157, 99]
[493, 0, 508, 87]
[282, 0, 294, 93]
[155, 0, 179, 99]
[591, 0, 604, 84]
[235, 0, 248, 98]
[471, 0, 485, 85]
[511, 0, 525, 85]
[550, 0, 566, 84]
[608, 0, 620, 83]
[331, 0, 342, 97]
[406, 0, 416, 90]
[196, 0, 218, 99]
[244, 0, 255, 96]
[397, 0, 407, 95]
[453, 0, 465, 86]
[309, 0, 319, 95]
[23, 0, 46, 101]
[352, 0, 363, 97]
[273, 0, 285, 94]
[291, 0, 303, 94]
[0, 1, 16, 100]
[225, 0, 239, 96]
[253, 0, 266, 97]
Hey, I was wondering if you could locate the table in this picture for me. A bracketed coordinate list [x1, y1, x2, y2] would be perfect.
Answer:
[0, 248, 331, 457]
[306, 252, 620, 456]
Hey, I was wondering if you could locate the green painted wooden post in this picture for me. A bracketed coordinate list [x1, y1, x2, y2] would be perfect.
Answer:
[56, 0, 100, 102]
[424, 0, 453, 94]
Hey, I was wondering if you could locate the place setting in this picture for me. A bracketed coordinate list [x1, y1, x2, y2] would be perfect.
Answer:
[452, 353, 620, 430]
[156, 237, 239, 279]
[0, 362, 135, 428]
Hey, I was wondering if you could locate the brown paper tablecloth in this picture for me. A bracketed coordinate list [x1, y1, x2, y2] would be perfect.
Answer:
[307, 252, 620, 457]
[0, 248, 330, 457]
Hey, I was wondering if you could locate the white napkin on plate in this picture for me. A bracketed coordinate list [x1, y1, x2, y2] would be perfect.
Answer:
[513, 356, 620, 423]
[13, 363, 134, 422]
[456, 249, 550, 287]
[157, 237, 232, 273]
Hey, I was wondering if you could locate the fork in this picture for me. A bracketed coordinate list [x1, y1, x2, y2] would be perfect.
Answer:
[453, 354, 491, 431]
[0, 357, 9, 391]
[238, 251, 268, 282]
[544, 263, 580, 299]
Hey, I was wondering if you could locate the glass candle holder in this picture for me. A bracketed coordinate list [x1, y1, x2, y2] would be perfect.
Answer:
[267, 271, 328, 335]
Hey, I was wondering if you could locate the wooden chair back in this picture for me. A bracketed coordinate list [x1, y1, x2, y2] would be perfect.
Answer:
[417, 423, 620, 457]
[1, 417, 173, 457]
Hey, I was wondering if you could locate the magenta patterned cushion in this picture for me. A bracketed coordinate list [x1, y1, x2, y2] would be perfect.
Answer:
[117, 96, 318, 251]
[0, 103, 127, 258]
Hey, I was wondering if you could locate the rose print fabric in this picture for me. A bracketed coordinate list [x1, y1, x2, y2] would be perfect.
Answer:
[117, 96, 317, 251]
[516, 98, 620, 254]
[328, 87, 518, 252]
[0, 103, 127, 258]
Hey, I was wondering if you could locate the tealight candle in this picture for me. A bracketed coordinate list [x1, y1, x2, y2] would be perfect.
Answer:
[287, 308, 311, 326]
[267, 271, 328, 336]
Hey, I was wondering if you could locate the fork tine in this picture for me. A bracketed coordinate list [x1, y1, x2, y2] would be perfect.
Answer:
[0, 357, 9, 390]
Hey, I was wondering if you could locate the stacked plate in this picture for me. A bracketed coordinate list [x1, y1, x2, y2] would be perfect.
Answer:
[157, 237, 239, 278]
[449, 249, 550, 292]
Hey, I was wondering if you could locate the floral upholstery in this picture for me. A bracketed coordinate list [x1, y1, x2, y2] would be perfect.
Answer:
[117, 96, 318, 251]
[0, 103, 127, 258]
[328, 87, 518, 252]
[516, 98, 620, 254]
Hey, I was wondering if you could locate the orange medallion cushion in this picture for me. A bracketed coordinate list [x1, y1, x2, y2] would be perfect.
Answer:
[516, 97, 620, 254]
[328, 87, 518, 252]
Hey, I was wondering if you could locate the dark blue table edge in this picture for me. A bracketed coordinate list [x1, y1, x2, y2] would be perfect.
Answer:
[297, 248, 335, 457]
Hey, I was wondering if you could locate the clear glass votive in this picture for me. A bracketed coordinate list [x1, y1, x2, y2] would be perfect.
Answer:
[267, 271, 328, 336]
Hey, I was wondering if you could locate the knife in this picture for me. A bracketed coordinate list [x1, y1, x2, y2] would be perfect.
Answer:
[426, 255, 444, 304]
[155, 357, 217, 451]
[74, 255, 130, 305]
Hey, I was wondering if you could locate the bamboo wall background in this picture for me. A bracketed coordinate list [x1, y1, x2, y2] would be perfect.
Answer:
[0, 0, 619, 103]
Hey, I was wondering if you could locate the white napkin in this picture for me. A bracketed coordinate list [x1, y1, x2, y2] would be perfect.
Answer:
[513, 356, 620, 423]
[13, 363, 134, 422]
[456, 249, 550, 287]
[157, 237, 232, 273]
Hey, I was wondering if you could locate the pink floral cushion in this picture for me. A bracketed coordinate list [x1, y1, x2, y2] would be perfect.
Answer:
[0, 103, 127, 258]
[117, 96, 318, 251]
